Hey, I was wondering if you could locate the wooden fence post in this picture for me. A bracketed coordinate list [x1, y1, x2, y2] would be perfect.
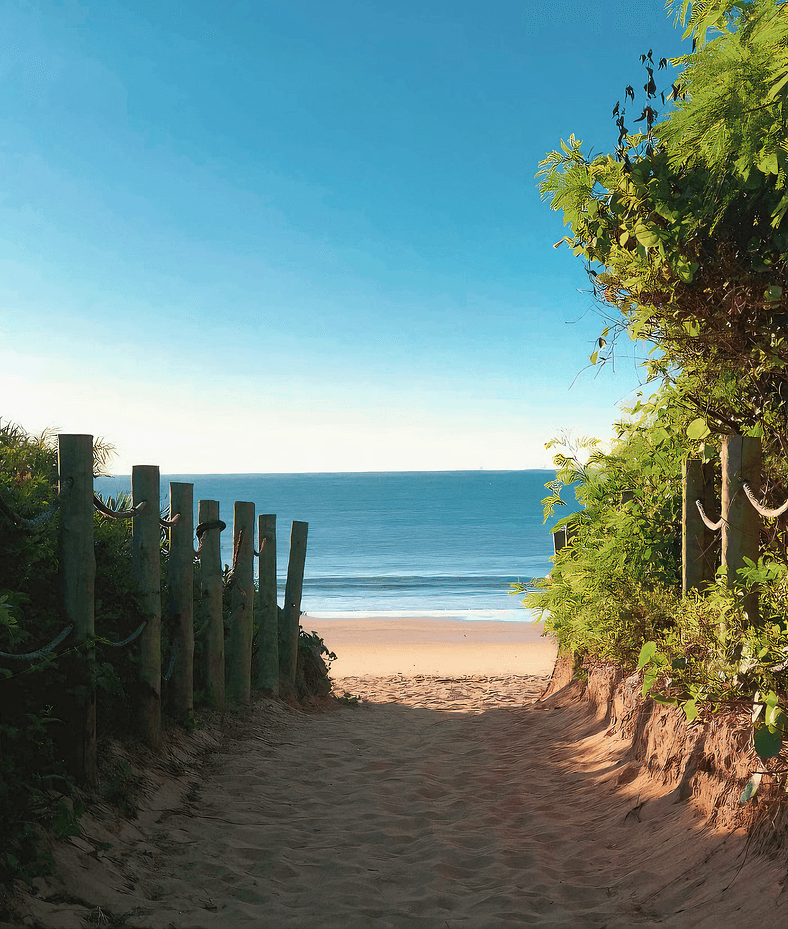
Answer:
[58, 434, 97, 784]
[169, 482, 194, 720]
[198, 500, 225, 710]
[226, 501, 255, 706]
[682, 458, 715, 595]
[283, 521, 308, 685]
[132, 465, 162, 747]
[256, 514, 278, 695]
[721, 434, 761, 624]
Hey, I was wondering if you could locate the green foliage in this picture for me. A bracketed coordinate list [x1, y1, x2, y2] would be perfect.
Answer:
[663, 1, 788, 227]
[522, 384, 699, 661]
[293, 628, 337, 700]
[538, 2, 788, 449]
[0, 422, 144, 881]
[523, 376, 788, 759]
[300, 629, 338, 669]
[533, 0, 788, 768]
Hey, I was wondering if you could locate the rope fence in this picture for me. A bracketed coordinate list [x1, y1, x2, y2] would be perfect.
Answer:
[0, 478, 72, 531]
[684, 435, 788, 626]
[0, 433, 309, 784]
[99, 621, 147, 648]
[93, 495, 147, 520]
[695, 501, 724, 532]
[741, 482, 788, 520]
[0, 624, 74, 661]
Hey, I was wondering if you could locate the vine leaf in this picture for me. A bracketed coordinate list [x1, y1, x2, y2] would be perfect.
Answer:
[754, 724, 783, 760]
[687, 418, 710, 440]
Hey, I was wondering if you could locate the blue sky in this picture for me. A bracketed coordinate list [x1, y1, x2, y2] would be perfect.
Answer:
[1, 0, 688, 473]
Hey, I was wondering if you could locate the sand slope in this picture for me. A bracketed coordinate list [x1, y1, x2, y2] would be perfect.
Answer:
[11, 674, 787, 929]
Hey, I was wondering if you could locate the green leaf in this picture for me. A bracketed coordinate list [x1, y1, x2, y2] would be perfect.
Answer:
[687, 418, 710, 440]
[764, 692, 786, 731]
[771, 707, 788, 735]
[675, 257, 699, 283]
[738, 772, 762, 806]
[754, 724, 783, 761]
[628, 315, 649, 340]
[642, 669, 659, 699]
[637, 641, 658, 669]
[758, 152, 779, 176]
[652, 694, 680, 707]
[590, 351, 599, 365]
[682, 699, 698, 723]
[634, 221, 662, 249]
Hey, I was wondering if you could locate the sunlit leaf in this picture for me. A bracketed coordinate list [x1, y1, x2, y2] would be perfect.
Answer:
[637, 641, 658, 669]
[687, 418, 710, 440]
[682, 699, 698, 723]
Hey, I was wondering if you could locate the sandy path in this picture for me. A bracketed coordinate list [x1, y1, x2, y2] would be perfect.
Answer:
[23, 674, 785, 929]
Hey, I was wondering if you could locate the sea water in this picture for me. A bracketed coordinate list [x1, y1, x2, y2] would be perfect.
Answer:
[95, 470, 577, 621]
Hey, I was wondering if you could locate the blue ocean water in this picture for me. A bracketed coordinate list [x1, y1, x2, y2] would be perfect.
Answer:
[95, 470, 574, 620]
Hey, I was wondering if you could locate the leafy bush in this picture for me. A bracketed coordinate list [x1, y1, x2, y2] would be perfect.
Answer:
[0, 422, 144, 880]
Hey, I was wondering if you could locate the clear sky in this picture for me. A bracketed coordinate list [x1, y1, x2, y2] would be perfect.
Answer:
[1, 0, 688, 474]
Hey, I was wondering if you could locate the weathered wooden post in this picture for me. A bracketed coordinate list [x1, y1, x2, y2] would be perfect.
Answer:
[198, 500, 225, 710]
[682, 458, 715, 595]
[256, 514, 278, 695]
[169, 482, 194, 720]
[721, 434, 761, 624]
[58, 434, 97, 784]
[226, 501, 255, 706]
[283, 520, 308, 685]
[132, 465, 162, 747]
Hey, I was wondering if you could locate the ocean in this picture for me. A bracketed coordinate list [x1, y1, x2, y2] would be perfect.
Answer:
[95, 470, 575, 621]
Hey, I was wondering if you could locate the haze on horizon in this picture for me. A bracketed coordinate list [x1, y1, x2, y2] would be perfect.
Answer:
[1, 1, 688, 475]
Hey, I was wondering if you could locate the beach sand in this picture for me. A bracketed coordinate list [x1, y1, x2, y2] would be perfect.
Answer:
[304, 616, 558, 678]
[9, 618, 787, 928]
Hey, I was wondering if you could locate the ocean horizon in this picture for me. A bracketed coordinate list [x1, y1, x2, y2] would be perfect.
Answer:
[95, 470, 575, 621]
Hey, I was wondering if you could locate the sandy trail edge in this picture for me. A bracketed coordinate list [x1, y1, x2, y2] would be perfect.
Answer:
[5, 671, 787, 928]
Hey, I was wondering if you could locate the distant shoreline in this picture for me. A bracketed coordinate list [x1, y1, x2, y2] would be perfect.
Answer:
[303, 608, 542, 623]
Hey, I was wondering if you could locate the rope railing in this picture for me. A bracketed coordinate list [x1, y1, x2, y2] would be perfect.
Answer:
[195, 519, 226, 540]
[194, 518, 226, 557]
[695, 500, 724, 532]
[0, 479, 72, 531]
[0, 624, 73, 660]
[93, 495, 147, 520]
[98, 621, 147, 648]
[741, 483, 788, 520]
[3, 433, 305, 761]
